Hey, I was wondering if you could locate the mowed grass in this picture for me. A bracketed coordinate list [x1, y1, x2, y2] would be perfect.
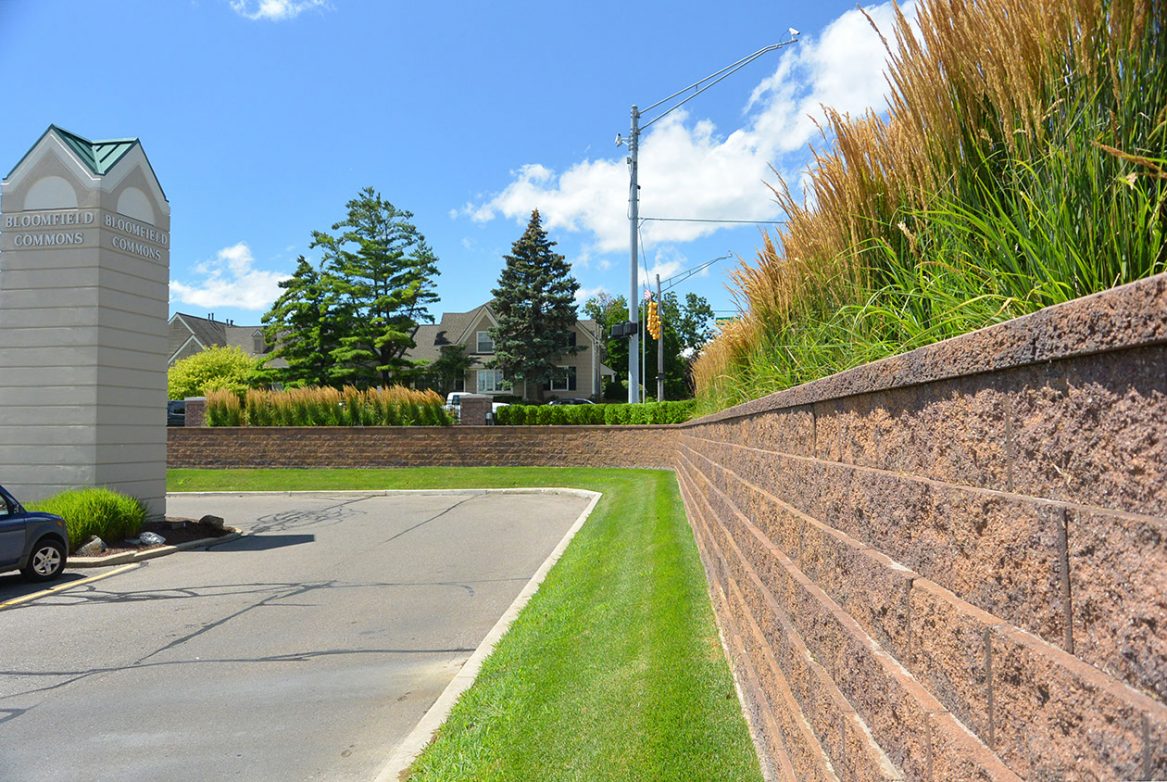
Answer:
[168, 467, 763, 782]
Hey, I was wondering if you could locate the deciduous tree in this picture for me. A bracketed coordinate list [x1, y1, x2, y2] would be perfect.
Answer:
[167, 345, 260, 399]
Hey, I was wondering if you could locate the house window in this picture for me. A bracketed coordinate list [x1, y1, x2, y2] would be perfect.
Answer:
[477, 369, 507, 393]
[545, 366, 577, 392]
[476, 331, 494, 353]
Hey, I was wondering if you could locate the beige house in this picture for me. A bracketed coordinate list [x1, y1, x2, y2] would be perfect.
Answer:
[408, 302, 613, 401]
[167, 312, 284, 367]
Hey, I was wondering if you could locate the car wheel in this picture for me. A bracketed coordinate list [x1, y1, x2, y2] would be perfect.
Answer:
[22, 537, 66, 582]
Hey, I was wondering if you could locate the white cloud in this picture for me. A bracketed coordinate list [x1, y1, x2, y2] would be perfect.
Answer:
[644, 245, 691, 285]
[574, 285, 609, 303]
[229, 0, 328, 21]
[462, 1, 913, 254]
[171, 242, 290, 311]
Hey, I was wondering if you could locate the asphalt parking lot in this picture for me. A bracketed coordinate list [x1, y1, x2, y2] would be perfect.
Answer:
[0, 490, 593, 781]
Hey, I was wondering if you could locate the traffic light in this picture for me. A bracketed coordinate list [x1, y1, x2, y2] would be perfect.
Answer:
[646, 299, 661, 340]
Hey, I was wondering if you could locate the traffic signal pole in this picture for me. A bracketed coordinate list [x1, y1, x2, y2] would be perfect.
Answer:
[656, 273, 664, 401]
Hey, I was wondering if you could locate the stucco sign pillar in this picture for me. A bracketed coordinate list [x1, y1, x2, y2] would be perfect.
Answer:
[0, 126, 170, 516]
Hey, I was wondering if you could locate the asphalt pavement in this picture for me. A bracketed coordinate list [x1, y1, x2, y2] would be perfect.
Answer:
[0, 490, 592, 781]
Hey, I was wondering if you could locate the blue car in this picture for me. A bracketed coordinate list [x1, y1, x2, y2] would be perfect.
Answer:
[0, 484, 69, 581]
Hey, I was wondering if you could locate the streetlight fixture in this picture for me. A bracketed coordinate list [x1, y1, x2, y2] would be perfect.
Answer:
[616, 31, 799, 403]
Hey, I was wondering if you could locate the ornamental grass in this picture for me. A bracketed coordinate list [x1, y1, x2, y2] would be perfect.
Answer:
[204, 386, 451, 426]
[694, 0, 1167, 413]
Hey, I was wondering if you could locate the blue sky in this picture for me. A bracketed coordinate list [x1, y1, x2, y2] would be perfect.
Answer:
[0, 0, 909, 326]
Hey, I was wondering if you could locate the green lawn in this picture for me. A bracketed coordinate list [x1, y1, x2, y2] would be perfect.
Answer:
[169, 467, 762, 782]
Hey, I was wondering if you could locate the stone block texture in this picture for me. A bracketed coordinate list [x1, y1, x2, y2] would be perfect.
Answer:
[167, 274, 1167, 780]
[677, 276, 1167, 781]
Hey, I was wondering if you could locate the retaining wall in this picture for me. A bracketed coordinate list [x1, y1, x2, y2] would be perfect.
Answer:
[675, 274, 1166, 781]
[168, 424, 676, 470]
[167, 274, 1167, 779]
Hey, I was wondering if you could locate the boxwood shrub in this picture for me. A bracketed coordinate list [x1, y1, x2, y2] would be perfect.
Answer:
[494, 400, 695, 426]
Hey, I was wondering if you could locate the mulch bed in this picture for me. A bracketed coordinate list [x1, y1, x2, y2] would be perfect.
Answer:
[90, 517, 231, 558]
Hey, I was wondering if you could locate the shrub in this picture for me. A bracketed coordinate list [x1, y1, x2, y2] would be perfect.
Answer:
[491, 401, 694, 425]
[168, 345, 261, 400]
[203, 385, 449, 427]
[29, 487, 147, 553]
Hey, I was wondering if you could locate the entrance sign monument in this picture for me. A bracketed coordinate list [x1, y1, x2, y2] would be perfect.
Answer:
[0, 126, 169, 516]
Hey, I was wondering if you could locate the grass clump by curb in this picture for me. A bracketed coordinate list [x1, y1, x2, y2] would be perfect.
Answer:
[28, 487, 147, 552]
[169, 467, 763, 782]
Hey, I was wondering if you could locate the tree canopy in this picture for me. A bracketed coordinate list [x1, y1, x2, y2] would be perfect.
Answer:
[582, 289, 714, 400]
[260, 256, 337, 387]
[168, 345, 260, 400]
[260, 187, 440, 388]
[490, 210, 580, 401]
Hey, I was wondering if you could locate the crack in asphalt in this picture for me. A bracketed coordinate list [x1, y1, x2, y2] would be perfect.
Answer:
[368, 494, 482, 549]
[17, 575, 528, 608]
[0, 645, 477, 700]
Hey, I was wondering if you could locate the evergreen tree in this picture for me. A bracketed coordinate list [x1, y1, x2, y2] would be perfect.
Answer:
[490, 210, 579, 401]
[311, 187, 439, 387]
[260, 256, 337, 387]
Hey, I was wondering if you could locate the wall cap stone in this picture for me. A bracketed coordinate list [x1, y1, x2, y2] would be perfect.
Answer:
[686, 272, 1167, 426]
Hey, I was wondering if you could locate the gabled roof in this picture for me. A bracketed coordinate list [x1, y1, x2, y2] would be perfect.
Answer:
[405, 303, 601, 364]
[50, 125, 139, 176]
[5, 125, 167, 200]
[170, 313, 227, 358]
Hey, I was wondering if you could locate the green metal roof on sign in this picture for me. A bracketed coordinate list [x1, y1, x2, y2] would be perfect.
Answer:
[4, 125, 167, 200]
[49, 125, 139, 175]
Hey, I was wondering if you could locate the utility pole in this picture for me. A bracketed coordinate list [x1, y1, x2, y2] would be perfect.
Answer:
[628, 106, 641, 403]
[618, 31, 798, 406]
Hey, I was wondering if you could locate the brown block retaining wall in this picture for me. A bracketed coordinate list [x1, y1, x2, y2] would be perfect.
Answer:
[169, 274, 1167, 780]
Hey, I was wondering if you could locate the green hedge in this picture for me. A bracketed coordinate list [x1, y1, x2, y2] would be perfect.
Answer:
[29, 487, 147, 552]
[494, 400, 695, 426]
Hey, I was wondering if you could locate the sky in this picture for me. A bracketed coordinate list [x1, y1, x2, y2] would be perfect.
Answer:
[0, 0, 911, 326]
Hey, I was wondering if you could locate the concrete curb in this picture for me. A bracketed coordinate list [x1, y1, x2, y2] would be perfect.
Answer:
[373, 487, 603, 782]
[70, 527, 242, 568]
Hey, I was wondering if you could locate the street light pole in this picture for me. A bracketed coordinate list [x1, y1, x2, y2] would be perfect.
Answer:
[628, 105, 641, 403]
[620, 32, 798, 406]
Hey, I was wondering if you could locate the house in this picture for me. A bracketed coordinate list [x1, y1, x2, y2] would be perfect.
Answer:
[167, 312, 283, 367]
[407, 302, 614, 401]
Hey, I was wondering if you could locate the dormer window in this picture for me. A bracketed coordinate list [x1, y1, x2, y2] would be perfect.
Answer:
[476, 331, 494, 353]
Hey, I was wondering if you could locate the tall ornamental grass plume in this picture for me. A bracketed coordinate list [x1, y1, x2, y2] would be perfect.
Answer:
[694, 0, 1167, 413]
[204, 386, 451, 426]
[29, 488, 147, 552]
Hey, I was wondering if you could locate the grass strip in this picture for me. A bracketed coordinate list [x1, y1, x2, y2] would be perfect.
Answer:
[169, 467, 763, 782]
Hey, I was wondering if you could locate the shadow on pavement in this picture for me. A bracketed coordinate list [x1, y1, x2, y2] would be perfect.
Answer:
[211, 534, 316, 552]
[0, 571, 95, 603]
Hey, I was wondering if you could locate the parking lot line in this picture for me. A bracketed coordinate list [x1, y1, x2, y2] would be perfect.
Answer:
[0, 563, 140, 611]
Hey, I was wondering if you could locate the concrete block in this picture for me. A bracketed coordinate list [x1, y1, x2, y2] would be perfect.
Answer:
[909, 579, 995, 743]
[813, 374, 1011, 490]
[990, 625, 1167, 780]
[1009, 346, 1167, 517]
[1069, 507, 1167, 701]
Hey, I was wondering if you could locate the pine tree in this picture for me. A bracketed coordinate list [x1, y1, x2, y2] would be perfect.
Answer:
[260, 256, 337, 387]
[490, 210, 580, 401]
[311, 187, 440, 387]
